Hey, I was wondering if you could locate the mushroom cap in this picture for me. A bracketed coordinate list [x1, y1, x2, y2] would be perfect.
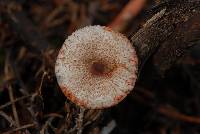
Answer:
[55, 25, 138, 109]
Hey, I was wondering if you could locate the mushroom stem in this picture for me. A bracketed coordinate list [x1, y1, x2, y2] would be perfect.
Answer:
[76, 107, 85, 134]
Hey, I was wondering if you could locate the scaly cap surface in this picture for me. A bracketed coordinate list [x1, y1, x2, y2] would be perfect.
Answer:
[55, 25, 138, 109]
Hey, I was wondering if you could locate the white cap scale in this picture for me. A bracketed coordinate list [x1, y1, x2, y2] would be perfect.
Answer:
[55, 26, 138, 109]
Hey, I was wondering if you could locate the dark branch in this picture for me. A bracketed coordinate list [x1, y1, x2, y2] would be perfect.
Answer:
[131, 0, 200, 75]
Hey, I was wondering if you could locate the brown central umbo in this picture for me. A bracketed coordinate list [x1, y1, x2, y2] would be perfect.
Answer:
[89, 59, 117, 77]
[91, 62, 106, 75]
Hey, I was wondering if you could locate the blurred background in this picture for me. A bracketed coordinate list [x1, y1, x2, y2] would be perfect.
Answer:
[0, 0, 200, 134]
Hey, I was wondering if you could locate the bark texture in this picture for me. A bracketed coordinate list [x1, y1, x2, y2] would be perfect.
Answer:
[131, 0, 200, 75]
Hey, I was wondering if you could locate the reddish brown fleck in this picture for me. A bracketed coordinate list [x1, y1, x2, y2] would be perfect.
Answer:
[60, 85, 87, 107]
[114, 94, 125, 102]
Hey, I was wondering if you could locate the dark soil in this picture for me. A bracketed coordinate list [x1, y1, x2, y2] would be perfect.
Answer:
[0, 0, 199, 134]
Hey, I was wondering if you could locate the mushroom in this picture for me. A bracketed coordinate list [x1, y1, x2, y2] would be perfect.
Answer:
[55, 25, 138, 109]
